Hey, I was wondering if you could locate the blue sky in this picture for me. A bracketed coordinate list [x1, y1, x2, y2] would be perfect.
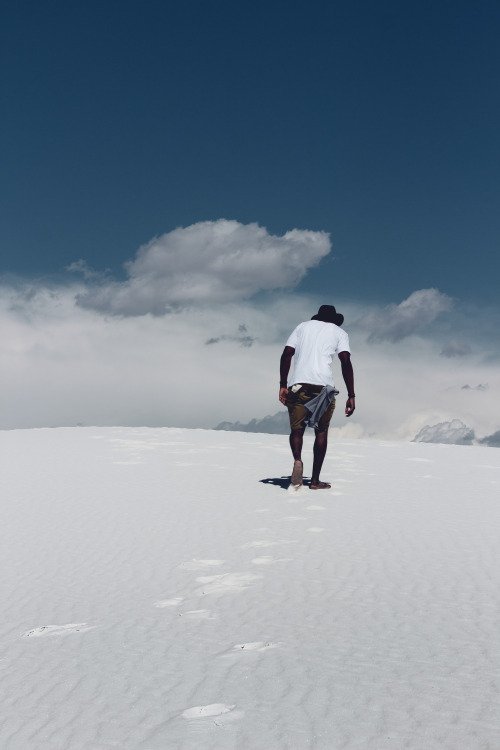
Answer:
[3, 0, 500, 303]
[1, 0, 499, 439]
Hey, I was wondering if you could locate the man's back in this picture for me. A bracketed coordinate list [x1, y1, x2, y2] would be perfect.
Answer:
[286, 319, 350, 387]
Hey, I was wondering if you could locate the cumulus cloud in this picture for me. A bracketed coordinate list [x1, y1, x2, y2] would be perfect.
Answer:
[478, 430, 500, 448]
[357, 288, 453, 343]
[412, 419, 475, 445]
[75, 220, 331, 316]
[441, 340, 472, 358]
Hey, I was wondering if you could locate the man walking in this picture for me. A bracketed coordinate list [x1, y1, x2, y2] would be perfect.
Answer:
[279, 305, 355, 489]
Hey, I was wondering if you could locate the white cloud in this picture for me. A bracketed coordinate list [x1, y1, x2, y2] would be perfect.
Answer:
[75, 220, 331, 316]
[412, 419, 475, 445]
[66, 259, 109, 281]
[357, 288, 453, 343]
[0, 281, 309, 430]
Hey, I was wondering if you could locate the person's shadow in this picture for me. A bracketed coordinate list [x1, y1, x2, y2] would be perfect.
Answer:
[259, 476, 311, 490]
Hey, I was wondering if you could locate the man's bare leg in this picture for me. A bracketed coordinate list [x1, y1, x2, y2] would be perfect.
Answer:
[290, 428, 304, 485]
[310, 429, 331, 489]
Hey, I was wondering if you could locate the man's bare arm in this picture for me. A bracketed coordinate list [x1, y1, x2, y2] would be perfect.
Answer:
[279, 346, 295, 405]
[338, 351, 355, 417]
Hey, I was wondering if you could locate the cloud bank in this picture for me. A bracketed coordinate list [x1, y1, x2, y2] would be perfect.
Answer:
[357, 288, 453, 343]
[1, 277, 499, 441]
[75, 220, 331, 316]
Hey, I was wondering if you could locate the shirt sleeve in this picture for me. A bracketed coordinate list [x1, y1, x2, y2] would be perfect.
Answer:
[336, 329, 351, 354]
[285, 324, 300, 349]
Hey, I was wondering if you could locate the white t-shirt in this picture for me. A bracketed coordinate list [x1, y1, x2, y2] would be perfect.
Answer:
[285, 320, 350, 387]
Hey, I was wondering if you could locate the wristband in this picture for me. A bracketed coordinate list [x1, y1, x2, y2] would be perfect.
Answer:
[348, 394, 355, 398]
[280, 382, 288, 388]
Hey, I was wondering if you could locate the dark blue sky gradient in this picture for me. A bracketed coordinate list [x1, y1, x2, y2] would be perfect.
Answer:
[2, 0, 499, 303]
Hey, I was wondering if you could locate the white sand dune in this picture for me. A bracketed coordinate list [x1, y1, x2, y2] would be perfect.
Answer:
[1, 426, 500, 749]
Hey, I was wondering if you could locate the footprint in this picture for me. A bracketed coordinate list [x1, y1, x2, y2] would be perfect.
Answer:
[242, 539, 296, 549]
[22, 623, 95, 638]
[306, 505, 325, 511]
[195, 572, 262, 595]
[182, 704, 237, 719]
[219, 641, 278, 657]
[281, 515, 308, 521]
[307, 527, 325, 533]
[178, 609, 214, 620]
[233, 641, 277, 651]
[251, 556, 292, 565]
[179, 559, 226, 571]
[154, 597, 184, 608]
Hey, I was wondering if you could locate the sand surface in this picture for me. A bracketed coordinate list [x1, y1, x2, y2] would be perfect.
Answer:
[1, 427, 500, 749]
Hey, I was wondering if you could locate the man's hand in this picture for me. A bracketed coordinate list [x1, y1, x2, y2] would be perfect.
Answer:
[345, 397, 355, 417]
[279, 387, 288, 405]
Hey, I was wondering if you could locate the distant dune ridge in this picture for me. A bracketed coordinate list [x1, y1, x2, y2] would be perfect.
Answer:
[1, 426, 500, 749]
